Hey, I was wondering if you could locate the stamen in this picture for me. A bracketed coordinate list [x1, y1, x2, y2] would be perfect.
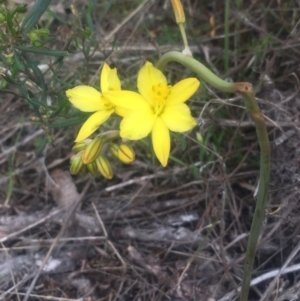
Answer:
[151, 84, 171, 115]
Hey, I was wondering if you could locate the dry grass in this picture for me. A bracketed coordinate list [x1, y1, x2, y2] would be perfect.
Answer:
[1, 0, 300, 300]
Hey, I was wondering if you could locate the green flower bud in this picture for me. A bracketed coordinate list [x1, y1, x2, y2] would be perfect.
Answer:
[109, 143, 119, 157]
[109, 143, 135, 164]
[86, 161, 97, 176]
[72, 139, 92, 153]
[37, 28, 50, 37]
[196, 132, 203, 144]
[32, 40, 43, 48]
[6, 53, 13, 64]
[29, 31, 39, 42]
[78, 164, 87, 175]
[82, 137, 104, 164]
[70, 153, 83, 175]
[96, 155, 113, 180]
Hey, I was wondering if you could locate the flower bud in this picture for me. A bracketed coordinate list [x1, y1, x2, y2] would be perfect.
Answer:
[95, 155, 113, 179]
[70, 153, 83, 175]
[29, 31, 39, 42]
[171, 0, 185, 24]
[32, 40, 43, 48]
[196, 132, 203, 144]
[86, 161, 97, 176]
[37, 28, 50, 37]
[82, 137, 104, 164]
[72, 139, 92, 153]
[109, 143, 135, 164]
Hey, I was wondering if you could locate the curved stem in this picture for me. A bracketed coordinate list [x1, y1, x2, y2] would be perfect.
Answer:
[156, 51, 237, 93]
[157, 51, 271, 301]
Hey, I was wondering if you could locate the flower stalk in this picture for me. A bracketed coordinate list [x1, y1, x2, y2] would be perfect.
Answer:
[157, 51, 270, 301]
[170, 0, 192, 56]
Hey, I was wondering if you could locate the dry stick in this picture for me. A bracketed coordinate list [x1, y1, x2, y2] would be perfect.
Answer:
[259, 240, 300, 301]
[104, 0, 153, 42]
[91, 202, 126, 269]
[0, 208, 62, 243]
[1, 242, 21, 301]
[23, 180, 92, 301]
[156, 51, 271, 301]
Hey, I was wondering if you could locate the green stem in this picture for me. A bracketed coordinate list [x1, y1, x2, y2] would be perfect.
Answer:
[239, 90, 270, 301]
[157, 51, 271, 301]
[156, 51, 237, 93]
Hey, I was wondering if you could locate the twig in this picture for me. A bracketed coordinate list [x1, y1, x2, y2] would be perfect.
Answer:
[0, 208, 62, 243]
[259, 240, 300, 300]
[91, 202, 126, 270]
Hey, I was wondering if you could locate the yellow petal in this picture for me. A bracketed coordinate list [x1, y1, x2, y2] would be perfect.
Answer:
[137, 62, 168, 105]
[66, 86, 104, 112]
[114, 106, 129, 117]
[105, 91, 151, 111]
[152, 117, 170, 167]
[108, 68, 121, 90]
[161, 103, 197, 132]
[100, 63, 110, 92]
[120, 109, 155, 140]
[75, 109, 113, 142]
[166, 78, 200, 106]
[101, 63, 121, 93]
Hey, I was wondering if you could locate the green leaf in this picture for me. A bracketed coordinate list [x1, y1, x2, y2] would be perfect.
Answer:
[21, 0, 52, 34]
[27, 60, 47, 96]
[49, 116, 88, 129]
[15, 46, 69, 57]
[13, 50, 25, 71]
[6, 11, 16, 36]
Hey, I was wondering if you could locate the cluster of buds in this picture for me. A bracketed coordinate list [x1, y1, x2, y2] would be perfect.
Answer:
[28, 28, 50, 48]
[70, 136, 135, 180]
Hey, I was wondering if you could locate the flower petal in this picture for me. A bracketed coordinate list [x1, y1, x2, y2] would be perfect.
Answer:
[114, 106, 129, 117]
[101, 63, 121, 92]
[166, 78, 200, 106]
[108, 68, 121, 91]
[152, 117, 170, 167]
[66, 86, 104, 112]
[100, 63, 110, 92]
[120, 109, 155, 140]
[75, 109, 113, 142]
[137, 62, 168, 105]
[161, 103, 197, 132]
[105, 91, 151, 111]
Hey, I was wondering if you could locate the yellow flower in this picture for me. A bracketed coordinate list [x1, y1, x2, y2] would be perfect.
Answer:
[105, 62, 200, 167]
[66, 63, 127, 142]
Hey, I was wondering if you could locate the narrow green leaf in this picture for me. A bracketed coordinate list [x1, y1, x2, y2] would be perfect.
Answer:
[27, 61, 47, 95]
[13, 50, 25, 71]
[49, 116, 88, 129]
[21, 0, 52, 33]
[6, 11, 16, 35]
[15, 46, 69, 57]
[2, 74, 16, 84]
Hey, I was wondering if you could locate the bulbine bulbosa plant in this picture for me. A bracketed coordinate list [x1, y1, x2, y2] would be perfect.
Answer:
[66, 2, 270, 298]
